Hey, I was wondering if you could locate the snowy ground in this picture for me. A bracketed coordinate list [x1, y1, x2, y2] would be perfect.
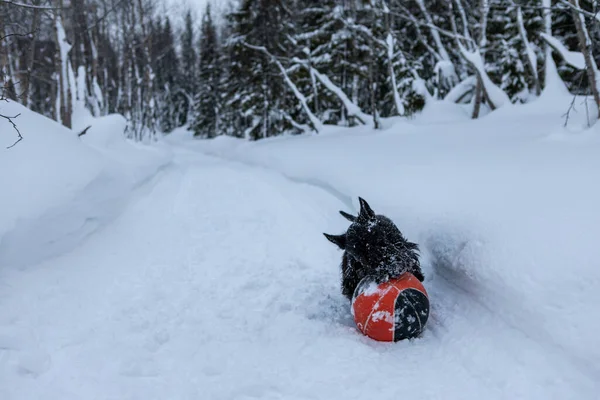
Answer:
[1, 95, 600, 399]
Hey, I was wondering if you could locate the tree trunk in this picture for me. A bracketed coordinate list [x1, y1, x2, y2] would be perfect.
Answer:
[471, 0, 489, 119]
[517, 6, 541, 96]
[384, 1, 404, 116]
[22, 0, 40, 107]
[369, 5, 379, 128]
[54, 5, 72, 129]
[416, 0, 450, 61]
[1, 4, 18, 100]
[307, 45, 320, 117]
[136, 0, 157, 139]
[471, 77, 483, 119]
[570, 0, 600, 118]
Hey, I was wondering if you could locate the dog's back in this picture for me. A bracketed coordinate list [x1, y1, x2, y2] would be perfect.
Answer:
[324, 198, 424, 300]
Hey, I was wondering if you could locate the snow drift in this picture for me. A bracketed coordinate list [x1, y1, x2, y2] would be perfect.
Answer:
[192, 92, 600, 385]
[1, 92, 599, 399]
[0, 100, 171, 267]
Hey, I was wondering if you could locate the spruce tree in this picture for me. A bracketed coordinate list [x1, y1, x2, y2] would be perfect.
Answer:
[192, 4, 221, 138]
[223, 0, 296, 140]
[293, 0, 365, 126]
[180, 9, 198, 125]
[217, 0, 243, 137]
[153, 17, 181, 133]
[498, 37, 528, 102]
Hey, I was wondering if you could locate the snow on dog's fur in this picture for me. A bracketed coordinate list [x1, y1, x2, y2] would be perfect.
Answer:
[324, 198, 424, 300]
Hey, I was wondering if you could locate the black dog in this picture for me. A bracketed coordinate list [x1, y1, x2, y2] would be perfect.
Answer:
[324, 197, 424, 300]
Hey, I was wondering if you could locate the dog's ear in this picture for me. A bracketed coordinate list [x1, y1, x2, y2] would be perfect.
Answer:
[357, 197, 375, 222]
[339, 210, 357, 222]
[323, 233, 346, 249]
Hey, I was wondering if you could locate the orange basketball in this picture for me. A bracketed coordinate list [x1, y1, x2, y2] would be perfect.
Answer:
[351, 273, 429, 342]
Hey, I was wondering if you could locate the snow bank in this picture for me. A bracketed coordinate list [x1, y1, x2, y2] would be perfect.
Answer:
[2, 99, 598, 398]
[190, 96, 600, 377]
[0, 100, 171, 267]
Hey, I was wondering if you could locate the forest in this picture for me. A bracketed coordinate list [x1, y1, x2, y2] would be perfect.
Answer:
[1, 0, 598, 142]
[2, 2, 600, 397]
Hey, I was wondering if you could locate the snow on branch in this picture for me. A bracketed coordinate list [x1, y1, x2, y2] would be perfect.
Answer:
[386, 33, 404, 115]
[339, 19, 387, 48]
[392, 6, 440, 60]
[458, 43, 510, 110]
[242, 42, 323, 133]
[540, 33, 585, 70]
[292, 57, 370, 125]
[453, 0, 473, 43]
[558, 0, 600, 23]
[279, 111, 312, 134]
[415, 0, 450, 61]
[517, 6, 540, 95]
[568, 0, 600, 120]
[335, 18, 405, 115]
[444, 76, 476, 104]
[295, 20, 337, 41]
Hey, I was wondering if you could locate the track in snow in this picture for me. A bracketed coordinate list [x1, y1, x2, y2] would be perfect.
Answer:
[0, 144, 596, 400]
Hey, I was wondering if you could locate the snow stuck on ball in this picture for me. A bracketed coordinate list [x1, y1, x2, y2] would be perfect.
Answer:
[351, 273, 430, 342]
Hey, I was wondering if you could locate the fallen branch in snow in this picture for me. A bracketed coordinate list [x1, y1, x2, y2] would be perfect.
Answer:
[2, 112, 22, 149]
[78, 125, 92, 137]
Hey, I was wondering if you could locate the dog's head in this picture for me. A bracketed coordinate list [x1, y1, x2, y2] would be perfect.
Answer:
[324, 198, 419, 275]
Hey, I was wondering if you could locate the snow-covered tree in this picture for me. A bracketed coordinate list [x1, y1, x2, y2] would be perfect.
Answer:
[180, 9, 198, 126]
[0, 0, 595, 138]
[192, 4, 222, 138]
[222, 0, 297, 140]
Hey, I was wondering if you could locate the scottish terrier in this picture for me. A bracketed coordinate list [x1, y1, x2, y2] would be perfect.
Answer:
[324, 197, 424, 300]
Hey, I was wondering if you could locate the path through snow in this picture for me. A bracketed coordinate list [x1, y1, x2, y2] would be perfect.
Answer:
[0, 144, 596, 399]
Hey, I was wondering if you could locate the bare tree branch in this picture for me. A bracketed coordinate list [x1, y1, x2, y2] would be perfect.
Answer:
[390, 8, 475, 48]
[78, 125, 92, 137]
[0, 0, 65, 10]
[84, 0, 127, 32]
[242, 41, 323, 133]
[562, 95, 578, 127]
[559, 0, 600, 22]
[1, 112, 23, 149]
[0, 31, 36, 41]
[562, 72, 588, 127]
[570, 0, 600, 118]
